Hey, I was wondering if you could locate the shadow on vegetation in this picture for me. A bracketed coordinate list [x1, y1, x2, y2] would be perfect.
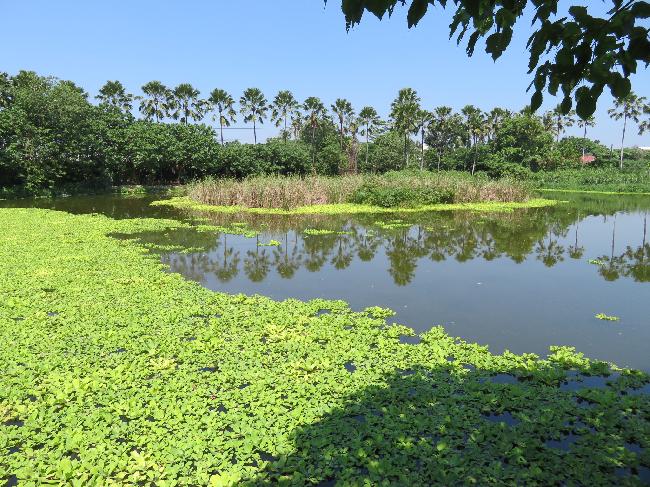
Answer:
[244, 364, 650, 486]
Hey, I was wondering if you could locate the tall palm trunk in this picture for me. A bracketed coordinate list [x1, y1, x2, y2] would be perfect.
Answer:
[219, 112, 225, 145]
[582, 124, 587, 158]
[365, 124, 370, 172]
[619, 112, 627, 170]
[284, 115, 288, 142]
[404, 133, 408, 169]
[253, 118, 257, 144]
[420, 127, 425, 171]
[471, 136, 478, 175]
[339, 119, 344, 149]
[311, 122, 317, 174]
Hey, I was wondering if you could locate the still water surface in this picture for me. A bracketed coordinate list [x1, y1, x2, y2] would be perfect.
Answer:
[4, 192, 649, 370]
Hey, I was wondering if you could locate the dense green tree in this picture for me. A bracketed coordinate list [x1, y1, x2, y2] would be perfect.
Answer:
[271, 90, 300, 142]
[489, 112, 553, 171]
[208, 88, 237, 145]
[390, 88, 420, 168]
[357, 106, 382, 171]
[426, 106, 464, 171]
[331, 98, 354, 149]
[170, 83, 204, 125]
[335, 1, 650, 118]
[608, 92, 648, 169]
[1, 71, 106, 190]
[240, 88, 268, 144]
[139, 81, 170, 122]
[96, 80, 133, 113]
[367, 131, 417, 173]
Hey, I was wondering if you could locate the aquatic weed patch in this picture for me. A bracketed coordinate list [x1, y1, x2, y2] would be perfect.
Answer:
[0, 208, 649, 485]
[152, 197, 559, 216]
[303, 228, 352, 236]
[595, 313, 621, 322]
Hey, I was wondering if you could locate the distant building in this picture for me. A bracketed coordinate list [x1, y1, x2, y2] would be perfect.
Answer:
[580, 154, 596, 164]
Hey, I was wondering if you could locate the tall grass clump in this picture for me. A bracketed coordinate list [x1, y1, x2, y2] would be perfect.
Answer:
[188, 175, 366, 210]
[188, 171, 531, 210]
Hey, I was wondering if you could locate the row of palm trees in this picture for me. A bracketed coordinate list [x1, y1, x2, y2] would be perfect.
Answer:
[96, 80, 649, 169]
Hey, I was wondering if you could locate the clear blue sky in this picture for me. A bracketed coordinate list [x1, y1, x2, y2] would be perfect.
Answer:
[2, 0, 649, 146]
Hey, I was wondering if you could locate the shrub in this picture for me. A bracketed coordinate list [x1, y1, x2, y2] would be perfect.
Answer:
[350, 179, 454, 207]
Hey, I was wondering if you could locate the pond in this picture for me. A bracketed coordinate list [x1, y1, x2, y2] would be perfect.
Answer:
[4, 191, 649, 370]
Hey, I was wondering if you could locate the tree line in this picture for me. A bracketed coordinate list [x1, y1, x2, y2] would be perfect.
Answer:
[1, 70, 649, 193]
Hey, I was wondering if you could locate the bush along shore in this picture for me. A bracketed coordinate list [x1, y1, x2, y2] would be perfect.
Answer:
[152, 172, 558, 214]
[1, 207, 649, 485]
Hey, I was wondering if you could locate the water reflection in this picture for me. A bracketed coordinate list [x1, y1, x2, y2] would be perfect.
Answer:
[157, 209, 650, 287]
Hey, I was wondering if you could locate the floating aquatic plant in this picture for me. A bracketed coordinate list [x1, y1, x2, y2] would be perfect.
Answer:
[588, 259, 606, 266]
[304, 228, 352, 236]
[0, 208, 648, 485]
[595, 313, 620, 321]
[151, 197, 559, 215]
[258, 239, 281, 247]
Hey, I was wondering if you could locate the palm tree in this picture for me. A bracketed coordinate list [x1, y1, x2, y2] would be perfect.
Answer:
[551, 106, 576, 143]
[390, 88, 421, 168]
[303, 96, 327, 173]
[240, 88, 268, 144]
[331, 98, 354, 149]
[416, 109, 434, 171]
[139, 81, 169, 122]
[608, 92, 647, 169]
[96, 80, 133, 112]
[485, 108, 511, 141]
[270, 90, 300, 142]
[357, 106, 381, 171]
[208, 89, 237, 145]
[170, 83, 204, 125]
[576, 115, 596, 158]
[461, 105, 485, 175]
[428, 106, 457, 171]
[347, 118, 360, 174]
[291, 111, 304, 140]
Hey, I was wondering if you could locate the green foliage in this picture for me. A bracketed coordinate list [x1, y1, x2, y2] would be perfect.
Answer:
[334, 1, 650, 118]
[213, 140, 312, 178]
[488, 113, 554, 170]
[0, 71, 110, 190]
[364, 131, 418, 173]
[350, 178, 454, 208]
[532, 167, 650, 193]
[0, 208, 648, 484]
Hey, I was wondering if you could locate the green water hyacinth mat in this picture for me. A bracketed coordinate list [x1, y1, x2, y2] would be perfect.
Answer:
[151, 197, 559, 215]
[1, 209, 649, 486]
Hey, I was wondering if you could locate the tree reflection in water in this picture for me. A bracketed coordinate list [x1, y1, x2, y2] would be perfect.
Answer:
[151, 197, 650, 287]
